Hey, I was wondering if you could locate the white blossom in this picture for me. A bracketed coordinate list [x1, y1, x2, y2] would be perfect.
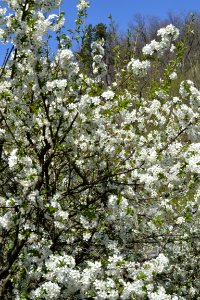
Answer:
[127, 58, 150, 76]
[101, 90, 115, 100]
[8, 149, 18, 168]
[169, 72, 177, 80]
[77, 0, 90, 11]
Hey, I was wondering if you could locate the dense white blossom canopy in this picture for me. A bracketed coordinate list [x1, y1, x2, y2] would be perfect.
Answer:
[0, 0, 199, 299]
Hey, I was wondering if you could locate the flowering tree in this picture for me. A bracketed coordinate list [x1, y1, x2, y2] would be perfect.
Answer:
[0, 0, 200, 299]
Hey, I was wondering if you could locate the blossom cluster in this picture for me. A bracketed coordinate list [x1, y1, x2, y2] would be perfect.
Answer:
[77, 0, 90, 11]
[142, 24, 179, 56]
[91, 39, 107, 81]
[127, 58, 151, 76]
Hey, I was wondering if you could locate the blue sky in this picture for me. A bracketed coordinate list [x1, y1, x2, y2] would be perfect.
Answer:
[62, 0, 200, 31]
[0, 0, 200, 65]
